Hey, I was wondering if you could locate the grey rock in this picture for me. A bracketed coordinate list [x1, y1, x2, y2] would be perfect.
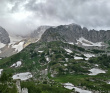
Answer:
[30, 26, 51, 39]
[40, 23, 110, 43]
[0, 26, 10, 44]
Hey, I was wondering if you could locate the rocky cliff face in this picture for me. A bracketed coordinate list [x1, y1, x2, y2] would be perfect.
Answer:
[40, 23, 110, 43]
[0, 26, 10, 44]
[30, 26, 51, 39]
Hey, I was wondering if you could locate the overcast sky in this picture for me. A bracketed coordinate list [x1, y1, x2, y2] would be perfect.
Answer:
[0, 0, 110, 35]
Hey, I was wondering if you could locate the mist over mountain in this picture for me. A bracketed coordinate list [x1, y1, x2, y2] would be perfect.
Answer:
[0, 0, 110, 93]
[41, 23, 110, 43]
[0, 0, 110, 35]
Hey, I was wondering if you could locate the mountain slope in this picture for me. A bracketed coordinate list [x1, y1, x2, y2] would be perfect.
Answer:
[0, 23, 110, 93]
[0, 40, 110, 92]
[0, 26, 10, 44]
[0, 26, 51, 57]
[40, 23, 109, 49]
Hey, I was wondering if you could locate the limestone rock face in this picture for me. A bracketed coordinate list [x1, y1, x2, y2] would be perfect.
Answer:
[30, 26, 51, 39]
[0, 26, 10, 44]
[40, 23, 110, 43]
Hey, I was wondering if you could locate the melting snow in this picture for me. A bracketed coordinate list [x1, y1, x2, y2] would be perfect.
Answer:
[45, 56, 50, 62]
[11, 61, 22, 68]
[74, 56, 83, 60]
[84, 54, 95, 60]
[0, 69, 3, 75]
[12, 72, 32, 81]
[88, 68, 106, 75]
[68, 42, 74, 45]
[95, 64, 99, 67]
[108, 82, 110, 84]
[12, 41, 24, 52]
[0, 42, 5, 49]
[64, 64, 68, 66]
[38, 51, 43, 53]
[65, 49, 72, 53]
[76, 37, 104, 47]
[64, 83, 92, 93]
[85, 58, 89, 60]
[64, 83, 74, 90]
[84, 54, 95, 58]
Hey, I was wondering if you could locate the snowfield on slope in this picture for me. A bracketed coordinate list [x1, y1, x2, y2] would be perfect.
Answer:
[0, 69, 3, 75]
[12, 72, 32, 81]
[0, 42, 5, 49]
[8, 35, 25, 52]
[64, 83, 92, 93]
[74, 56, 83, 60]
[67, 42, 74, 45]
[84, 54, 95, 60]
[76, 37, 104, 47]
[88, 68, 106, 75]
[12, 41, 24, 52]
[84, 54, 95, 58]
[65, 49, 72, 53]
[11, 61, 22, 68]
[38, 51, 43, 53]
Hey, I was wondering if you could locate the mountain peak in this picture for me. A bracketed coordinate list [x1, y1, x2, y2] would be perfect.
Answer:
[0, 26, 10, 44]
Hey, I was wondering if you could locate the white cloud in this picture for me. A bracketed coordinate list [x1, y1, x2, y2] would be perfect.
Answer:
[0, 0, 110, 35]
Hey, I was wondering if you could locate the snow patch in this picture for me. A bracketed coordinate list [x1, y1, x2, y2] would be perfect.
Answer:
[0, 69, 3, 75]
[0, 42, 5, 49]
[45, 56, 50, 62]
[108, 82, 110, 84]
[84, 54, 95, 58]
[64, 64, 68, 66]
[84, 54, 95, 60]
[76, 37, 104, 47]
[11, 61, 22, 68]
[85, 58, 89, 60]
[12, 41, 24, 52]
[74, 56, 83, 60]
[65, 49, 72, 53]
[95, 64, 99, 67]
[38, 51, 43, 53]
[64, 83, 92, 93]
[12, 72, 32, 81]
[68, 42, 74, 45]
[88, 68, 106, 75]
[64, 83, 74, 90]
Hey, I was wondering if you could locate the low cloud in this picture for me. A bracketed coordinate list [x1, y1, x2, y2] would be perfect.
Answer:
[0, 0, 110, 35]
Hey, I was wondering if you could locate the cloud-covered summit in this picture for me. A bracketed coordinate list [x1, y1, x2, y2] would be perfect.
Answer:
[0, 0, 110, 35]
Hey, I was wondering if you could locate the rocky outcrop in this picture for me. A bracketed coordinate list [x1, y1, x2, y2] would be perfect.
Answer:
[30, 26, 51, 39]
[40, 23, 110, 43]
[0, 26, 10, 44]
[16, 80, 28, 93]
[0, 26, 51, 57]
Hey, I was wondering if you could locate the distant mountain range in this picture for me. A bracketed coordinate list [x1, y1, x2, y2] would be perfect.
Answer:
[0, 23, 110, 93]
[0, 26, 50, 57]
[41, 23, 110, 43]
[0, 23, 110, 57]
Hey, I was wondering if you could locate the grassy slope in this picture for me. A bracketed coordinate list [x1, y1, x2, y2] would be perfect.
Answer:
[0, 41, 110, 92]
